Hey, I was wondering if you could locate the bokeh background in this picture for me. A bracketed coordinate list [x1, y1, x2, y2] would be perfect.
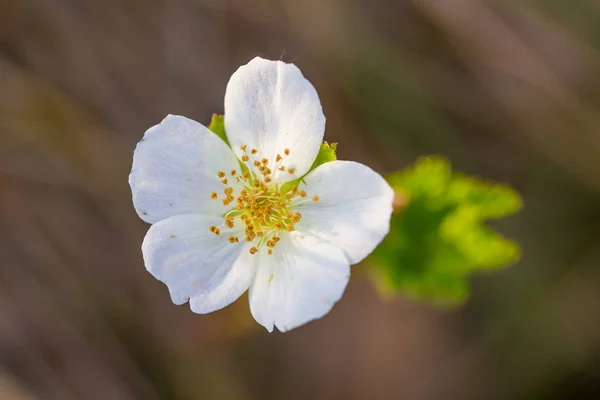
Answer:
[1, 0, 600, 399]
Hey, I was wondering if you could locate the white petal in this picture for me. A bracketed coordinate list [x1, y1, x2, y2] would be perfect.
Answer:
[142, 214, 251, 307]
[295, 161, 394, 264]
[189, 247, 258, 314]
[248, 234, 350, 332]
[129, 114, 241, 224]
[224, 57, 325, 182]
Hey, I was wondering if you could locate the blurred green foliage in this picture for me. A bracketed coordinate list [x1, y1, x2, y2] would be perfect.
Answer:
[370, 156, 523, 305]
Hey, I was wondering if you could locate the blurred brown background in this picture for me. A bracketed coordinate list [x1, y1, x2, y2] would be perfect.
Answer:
[1, 0, 600, 399]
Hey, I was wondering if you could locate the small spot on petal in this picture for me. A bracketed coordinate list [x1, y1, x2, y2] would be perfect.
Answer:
[321, 298, 330, 305]
[268, 273, 274, 283]
[170, 235, 177, 239]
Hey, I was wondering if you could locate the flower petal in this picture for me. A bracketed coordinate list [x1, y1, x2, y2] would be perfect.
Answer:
[248, 234, 350, 332]
[142, 214, 250, 307]
[295, 161, 394, 264]
[224, 57, 325, 182]
[130, 114, 242, 224]
[189, 247, 258, 314]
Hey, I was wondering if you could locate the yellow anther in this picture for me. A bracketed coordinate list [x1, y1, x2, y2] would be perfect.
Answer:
[284, 148, 290, 156]
[268, 249, 273, 255]
[312, 195, 320, 202]
[241, 144, 247, 152]
[210, 192, 218, 199]
[299, 190, 307, 198]
[217, 171, 226, 178]
[209, 148, 307, 253]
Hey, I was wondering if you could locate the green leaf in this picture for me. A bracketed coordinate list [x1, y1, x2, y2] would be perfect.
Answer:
[369, 156, 523, 306]
[207, 114, 229, 146]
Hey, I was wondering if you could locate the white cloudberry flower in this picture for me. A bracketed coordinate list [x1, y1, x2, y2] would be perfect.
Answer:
[129, 57, 394, 332]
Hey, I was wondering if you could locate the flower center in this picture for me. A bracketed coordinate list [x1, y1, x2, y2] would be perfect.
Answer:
[208, 145, 319, 255]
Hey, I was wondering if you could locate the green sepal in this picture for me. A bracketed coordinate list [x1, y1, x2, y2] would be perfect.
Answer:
[281, 141, 337, 193]
[207, 114, 229, 146]
[308, 141, 337, 173]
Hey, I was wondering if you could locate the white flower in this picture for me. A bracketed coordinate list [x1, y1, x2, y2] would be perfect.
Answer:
[129, 57, 394, 332]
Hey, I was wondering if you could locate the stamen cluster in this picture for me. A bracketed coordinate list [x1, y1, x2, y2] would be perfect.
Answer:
[208, 145, 319, 255]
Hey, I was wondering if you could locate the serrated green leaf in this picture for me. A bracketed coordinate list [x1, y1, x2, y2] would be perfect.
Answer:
[369, 155, 522, 305]
[207, 114, 229, 146]
[447, 174, 523, 219]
